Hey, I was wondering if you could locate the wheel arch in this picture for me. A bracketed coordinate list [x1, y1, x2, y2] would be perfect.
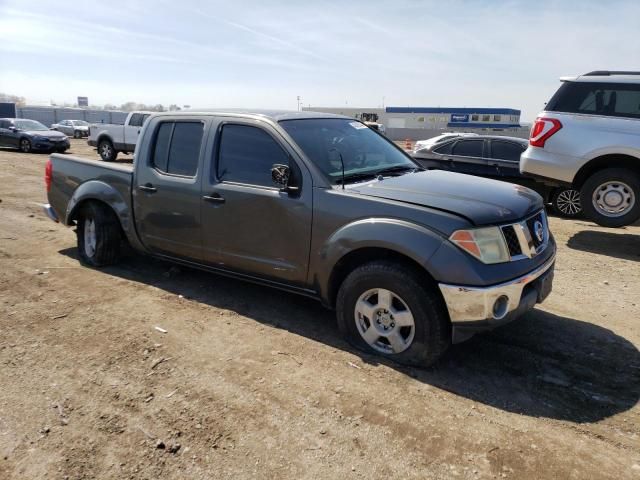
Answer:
[318, 218, 446, 309]
[65, 181, 131, 239]
[573, 154, 640, 188]
[96, 133, 114, 147]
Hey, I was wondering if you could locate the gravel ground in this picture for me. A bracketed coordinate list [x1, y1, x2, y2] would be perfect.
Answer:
[1, 139, 639, 479]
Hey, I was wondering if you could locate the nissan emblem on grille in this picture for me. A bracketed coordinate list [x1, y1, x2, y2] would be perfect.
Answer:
[534, 220, 544, 243]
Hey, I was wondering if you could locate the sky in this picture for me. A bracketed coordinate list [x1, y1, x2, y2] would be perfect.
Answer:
[1, 0, 639, 121]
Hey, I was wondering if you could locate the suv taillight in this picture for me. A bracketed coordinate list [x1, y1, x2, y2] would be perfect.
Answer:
[529, 117, 562, 148]
[45, 159, 52, 192]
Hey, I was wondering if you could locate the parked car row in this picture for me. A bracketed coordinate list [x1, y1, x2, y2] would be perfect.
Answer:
[412, 134, 583, 218]
[0, 118, 69, 153]
[411, 71, 640, 227]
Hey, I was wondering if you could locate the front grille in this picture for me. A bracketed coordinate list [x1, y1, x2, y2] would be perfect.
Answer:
[526, 211, 546, 249]
[501, 225, 522, 256]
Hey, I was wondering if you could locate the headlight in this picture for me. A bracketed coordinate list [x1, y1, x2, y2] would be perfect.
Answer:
[450, 227, 510, 264]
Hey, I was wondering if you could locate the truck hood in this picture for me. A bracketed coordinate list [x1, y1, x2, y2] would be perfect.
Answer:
[347, 170, 543, 225]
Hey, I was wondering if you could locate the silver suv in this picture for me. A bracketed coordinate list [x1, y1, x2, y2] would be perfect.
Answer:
[521, 71, 640, 227]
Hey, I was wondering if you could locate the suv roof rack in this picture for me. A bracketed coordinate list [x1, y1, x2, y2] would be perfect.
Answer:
[584, 70, 640, 76]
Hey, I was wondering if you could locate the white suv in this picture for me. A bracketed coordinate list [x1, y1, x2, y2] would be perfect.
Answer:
[521, 71, 640, 227]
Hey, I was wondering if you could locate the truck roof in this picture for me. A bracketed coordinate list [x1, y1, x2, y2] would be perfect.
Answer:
[151, 109, 351, 122]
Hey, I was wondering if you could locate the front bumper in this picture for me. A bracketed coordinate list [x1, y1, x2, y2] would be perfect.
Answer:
[439, 254, 555, 342]
[33, 139, 70, 151]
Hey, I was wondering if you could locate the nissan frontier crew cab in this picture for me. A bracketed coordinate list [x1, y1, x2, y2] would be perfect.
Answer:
[44, 110, 556, 367]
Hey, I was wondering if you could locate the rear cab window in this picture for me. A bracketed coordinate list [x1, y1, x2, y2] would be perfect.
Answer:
[151, 121, 204, 177]
[546, 82, 640, 119]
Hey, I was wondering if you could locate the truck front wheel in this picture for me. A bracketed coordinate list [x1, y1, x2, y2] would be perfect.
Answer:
[336, 261, 450, 367]
[77, 202, 122, 266]
[98, 139, 117, 162]
[580, 168, 640, 228]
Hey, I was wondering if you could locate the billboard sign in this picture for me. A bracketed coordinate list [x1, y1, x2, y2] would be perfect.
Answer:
[450, 113, 469, 122]
[77, 96, 89, 107]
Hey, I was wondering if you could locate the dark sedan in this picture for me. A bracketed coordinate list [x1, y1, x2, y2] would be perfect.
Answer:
[412, 135, 582, 217]
[0, 118, 70, 153]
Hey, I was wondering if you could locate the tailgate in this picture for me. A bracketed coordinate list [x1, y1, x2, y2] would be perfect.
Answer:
[47, 153, 133, 224]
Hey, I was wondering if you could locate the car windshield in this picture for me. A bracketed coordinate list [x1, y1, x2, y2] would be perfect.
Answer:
[280, 118, 417, 185]
[72, 120, 89, 126]
[15, 119, 48, 131]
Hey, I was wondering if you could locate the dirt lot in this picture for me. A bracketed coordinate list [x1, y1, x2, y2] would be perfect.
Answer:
[1, 139, 639, 479]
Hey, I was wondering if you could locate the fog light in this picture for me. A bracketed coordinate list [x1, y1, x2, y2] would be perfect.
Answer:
[492, 295, 509, 320]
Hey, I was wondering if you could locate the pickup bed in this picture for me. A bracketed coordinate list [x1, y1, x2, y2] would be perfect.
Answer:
[45, 110, 556, 367]
[88, 111, 151, 162]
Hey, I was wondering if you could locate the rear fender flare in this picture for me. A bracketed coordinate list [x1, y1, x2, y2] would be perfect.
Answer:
[66, 180, 130, 231]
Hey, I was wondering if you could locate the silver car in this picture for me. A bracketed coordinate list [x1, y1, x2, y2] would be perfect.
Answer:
[51, 119, 90, 138]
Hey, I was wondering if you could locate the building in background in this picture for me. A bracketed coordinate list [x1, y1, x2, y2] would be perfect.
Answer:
[303, 106, 526, 140]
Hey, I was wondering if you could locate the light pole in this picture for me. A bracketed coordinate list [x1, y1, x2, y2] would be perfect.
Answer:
[297, 96, 301, 111]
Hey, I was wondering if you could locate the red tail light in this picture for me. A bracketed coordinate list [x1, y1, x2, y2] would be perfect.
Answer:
[529, 117, 562, 148]
[45, 159, 52, 192]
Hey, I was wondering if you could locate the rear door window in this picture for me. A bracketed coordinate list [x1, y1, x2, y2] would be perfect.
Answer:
[547, 82, 640, 119]
[151, 121, 203, 177]
[216, 124, 289, 187]
[432, 141, 454, 155]
[490, 141, 526, 162]
[452, 139, 483, 157]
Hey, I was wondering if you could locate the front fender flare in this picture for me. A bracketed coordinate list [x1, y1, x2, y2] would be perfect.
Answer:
[316, 218, 446, 303]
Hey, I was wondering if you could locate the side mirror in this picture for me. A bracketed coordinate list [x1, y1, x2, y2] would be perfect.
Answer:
[271, 164, 299, 193]
[8, 126, 17, 132]
[271, 164, 290, 189]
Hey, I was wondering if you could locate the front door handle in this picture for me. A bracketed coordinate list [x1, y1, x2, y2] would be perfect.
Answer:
[138, 184, 157, 193]
[203, 193, 225, 203]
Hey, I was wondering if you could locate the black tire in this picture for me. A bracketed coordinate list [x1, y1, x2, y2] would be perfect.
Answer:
[551, 187, 582, 218]
[580, 168, 640, 228]
[76, 202, 122, 266]
[98, 138, 117, 162]
[19, 138, 31, 153]
[336, 261, 451, 367]
[73, 130, 81, 139]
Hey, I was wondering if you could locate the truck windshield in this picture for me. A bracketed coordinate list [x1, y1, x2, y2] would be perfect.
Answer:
[280, 118, 417, 185]
[15, 119, 49, 131]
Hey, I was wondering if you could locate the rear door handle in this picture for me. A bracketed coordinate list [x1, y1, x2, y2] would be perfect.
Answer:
[138, 184, 157, 193]
[203, 193, 225, 203]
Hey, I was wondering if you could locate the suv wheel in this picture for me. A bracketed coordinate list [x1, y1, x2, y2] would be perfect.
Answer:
[98, 139, 117, 162]
[336, 261, 450, 367]
[551, 187, 582, 218]
[73, 130, 81, 139]
[77, 202, 122, 266]
[580, 168, 640, 228]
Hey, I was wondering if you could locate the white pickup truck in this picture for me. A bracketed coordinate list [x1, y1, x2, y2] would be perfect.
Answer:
[88, 111, 152, 161]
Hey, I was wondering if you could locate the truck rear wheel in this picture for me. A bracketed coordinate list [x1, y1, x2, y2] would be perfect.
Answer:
[77, 202, 122, 266]
[580, 168, 640, 228]
[98, 139, 117, 162]
[336, 261, 450, 367]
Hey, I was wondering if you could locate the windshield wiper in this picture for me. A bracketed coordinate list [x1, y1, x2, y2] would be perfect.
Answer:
[373, 165, 422, 176]
[335, 172, 378, 185]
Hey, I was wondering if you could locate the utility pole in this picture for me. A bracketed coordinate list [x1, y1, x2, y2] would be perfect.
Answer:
[297, 96, 301, 111]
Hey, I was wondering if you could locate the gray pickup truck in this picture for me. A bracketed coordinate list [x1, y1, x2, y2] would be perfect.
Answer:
[44, 110, 556, 366]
